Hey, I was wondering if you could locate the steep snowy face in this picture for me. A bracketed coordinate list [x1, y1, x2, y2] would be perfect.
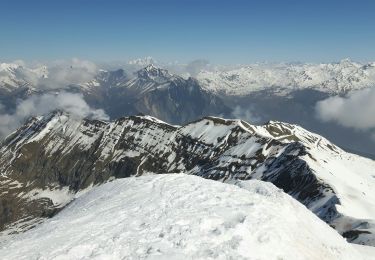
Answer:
[197, 60, 375, 95]
[1, 112, 375, 246]
[0, 175, 363, 260]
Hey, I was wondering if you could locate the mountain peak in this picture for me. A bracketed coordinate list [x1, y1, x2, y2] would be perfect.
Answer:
[136, 64, 173, 81]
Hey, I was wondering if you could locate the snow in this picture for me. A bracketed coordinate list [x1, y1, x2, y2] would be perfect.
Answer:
[225, 137, 261, 157]
[3, 59, 375, 96]
[301, 148, 375, 245]
[352, 244, 375, 260]
[3, 111, 375, 247]
[179, 118, 236, 145]
[0, 62, 47, 91]
[20, 186, 73, 207]
[197, 60, 375, 96]
[27, 116, 60, 143]
[0, 175, 364, 260]
[267, 113, 375, 221]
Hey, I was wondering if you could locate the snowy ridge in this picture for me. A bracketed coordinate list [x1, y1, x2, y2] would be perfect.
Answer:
[197, 59, 375, 95]
[1, 112, 375, 246]
[0, 175, 365, 260]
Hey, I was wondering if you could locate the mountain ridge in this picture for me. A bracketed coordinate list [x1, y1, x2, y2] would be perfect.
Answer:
[0, 111, 374, 246]
[197, 59, 375, 95]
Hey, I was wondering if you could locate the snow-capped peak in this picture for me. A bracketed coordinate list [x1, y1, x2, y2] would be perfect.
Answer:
[136, 64, 174, 83]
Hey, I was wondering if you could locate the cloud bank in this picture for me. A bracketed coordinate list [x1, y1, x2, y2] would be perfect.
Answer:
[10, 58, 98, 90]
[316, 88, 375, 139]
[316, 88, 375, 129]
[44, 58, 98, 89]
[0, 92, 108, 137]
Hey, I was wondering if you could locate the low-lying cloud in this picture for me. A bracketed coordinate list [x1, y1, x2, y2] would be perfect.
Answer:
[13, 58, 98, 89]
[231, 105, 262, 123]
[43, 58, 98, 88]
[0, 92, 108, 138]
[316, 88, 375, 139]
[185, 59, 210, 77]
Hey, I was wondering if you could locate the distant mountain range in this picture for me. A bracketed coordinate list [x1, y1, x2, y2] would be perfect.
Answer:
[1, 60, 375, 158]
[197, 59, 375, 95]
[1, 111, 374, 247]
[0, 62, 231, 124]
[3, 59, 375, 96]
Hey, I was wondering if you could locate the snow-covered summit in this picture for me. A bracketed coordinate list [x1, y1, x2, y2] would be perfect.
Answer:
[0, 175, 366, 260]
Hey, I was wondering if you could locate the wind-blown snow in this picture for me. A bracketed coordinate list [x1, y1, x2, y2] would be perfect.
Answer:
[0, 175, 363, 260]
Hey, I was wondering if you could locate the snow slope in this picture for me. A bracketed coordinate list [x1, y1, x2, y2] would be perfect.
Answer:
[0, 175, 364, 260]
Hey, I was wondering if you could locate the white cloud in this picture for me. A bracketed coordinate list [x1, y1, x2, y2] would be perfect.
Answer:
[0, 92, 108, 137]
[7, 58, 98, 90]
[231, 105, 261, 123]
[39, 58, 98, 89]
[185, 59, 210, 77]
[315, 88, 375, 140]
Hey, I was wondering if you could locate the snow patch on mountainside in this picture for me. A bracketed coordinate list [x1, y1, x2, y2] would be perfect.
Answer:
[0, 175, 363, 260]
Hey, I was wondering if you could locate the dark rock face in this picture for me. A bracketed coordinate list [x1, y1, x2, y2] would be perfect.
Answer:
[1, 111, 374, 245]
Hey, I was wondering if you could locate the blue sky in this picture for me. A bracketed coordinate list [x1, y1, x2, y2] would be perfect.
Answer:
[1, 0, 374, 64]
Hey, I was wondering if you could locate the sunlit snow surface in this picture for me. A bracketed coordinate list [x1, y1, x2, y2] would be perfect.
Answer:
[0, 175, 365, 260]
